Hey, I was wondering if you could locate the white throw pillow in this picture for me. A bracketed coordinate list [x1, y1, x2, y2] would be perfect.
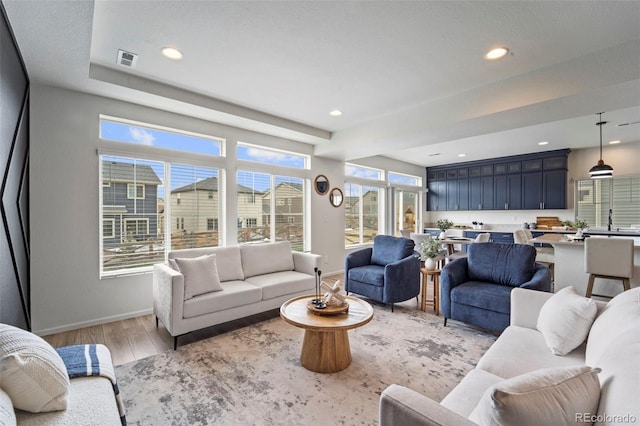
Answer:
[0, 387, 15, 426]
[537, 286, 597, 355]
[469, 366, 601, 426]
[174, 253, 223, 300]
[0, 324, 69, 413]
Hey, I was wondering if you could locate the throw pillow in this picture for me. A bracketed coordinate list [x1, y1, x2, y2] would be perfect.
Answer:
[174, 253, 223, 300]
[469, 366, 601, 426]
[0, 323, 69, 413]
[537, 286, 597, 355]
[0, 387, 16, 425]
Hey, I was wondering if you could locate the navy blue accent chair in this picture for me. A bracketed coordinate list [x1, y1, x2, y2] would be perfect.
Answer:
[345, 235, 420, 312]
[441, 242, 551, 332]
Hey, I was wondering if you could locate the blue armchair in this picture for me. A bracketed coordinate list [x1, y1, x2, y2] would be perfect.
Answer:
[441, 242, 551, 332]
[345, 235, 420, 312]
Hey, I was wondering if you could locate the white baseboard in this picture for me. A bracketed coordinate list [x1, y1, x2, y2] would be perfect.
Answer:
[322, 270, 343, 278]
[33, 308, 153, 337]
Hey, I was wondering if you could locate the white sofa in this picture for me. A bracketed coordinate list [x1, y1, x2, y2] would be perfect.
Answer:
[153, 241, 321, 349]
[380, 287, 640, 426]
[0, 322, 122, 426]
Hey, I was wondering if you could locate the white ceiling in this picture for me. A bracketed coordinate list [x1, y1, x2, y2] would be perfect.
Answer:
[4, 0, 640, 166]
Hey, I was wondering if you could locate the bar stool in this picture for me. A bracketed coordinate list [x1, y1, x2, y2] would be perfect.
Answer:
[585, 237, 634, 299]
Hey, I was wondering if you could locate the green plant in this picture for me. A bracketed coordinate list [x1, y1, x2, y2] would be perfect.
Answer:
[417, 238, 442, 259]
[574, 219, 588, 229]
[436, 219, 454, 232]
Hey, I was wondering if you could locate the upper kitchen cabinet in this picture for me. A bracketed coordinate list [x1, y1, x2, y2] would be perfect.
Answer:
[426, 149, 569, 211]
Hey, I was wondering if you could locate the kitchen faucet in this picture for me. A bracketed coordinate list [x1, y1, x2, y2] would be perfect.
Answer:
[608, 209, 613, 231]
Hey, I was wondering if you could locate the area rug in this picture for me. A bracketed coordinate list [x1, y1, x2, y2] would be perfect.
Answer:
[115, 300, 497, 425]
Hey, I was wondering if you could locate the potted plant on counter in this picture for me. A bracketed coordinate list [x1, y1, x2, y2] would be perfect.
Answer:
[416, 238, 444, 270]
[436, 219, 454, 240]
[574, 219, 588, 238]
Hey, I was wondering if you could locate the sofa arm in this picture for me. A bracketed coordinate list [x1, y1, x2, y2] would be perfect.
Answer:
[383, 255, 420, 301]
[380, 385, 476, 426]
[292, 252, 322, 275]
[519, 263, 552, 292]
[345, 248, 373, 271]
[510, 287, 555, 329]
[440, 258, 470, 318]
[153, 263, 185, 336]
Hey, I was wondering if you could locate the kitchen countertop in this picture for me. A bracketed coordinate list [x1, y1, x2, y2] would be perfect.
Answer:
[531, 233, 640, 247]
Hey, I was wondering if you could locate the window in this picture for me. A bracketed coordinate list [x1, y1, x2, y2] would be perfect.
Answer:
[388, 171, 421, 187]
[345, 163, 383, 180]
[237, 142, 308, 169]
[237, 171, 305, 250]
[127, 183, 145, 199]
[124, 218, 149, 239]
[100, 116, 222, 156]
[99, 116, 223, 277]
[345, 183, 382, 246]
[575, 176, 640, 229]
[102, 219, 115, 239]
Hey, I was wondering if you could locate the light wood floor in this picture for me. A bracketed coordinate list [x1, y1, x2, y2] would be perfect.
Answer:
[43, 275, 342, 366]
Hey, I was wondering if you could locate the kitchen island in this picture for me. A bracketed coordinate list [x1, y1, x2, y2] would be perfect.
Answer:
[531, 233, 640, 298]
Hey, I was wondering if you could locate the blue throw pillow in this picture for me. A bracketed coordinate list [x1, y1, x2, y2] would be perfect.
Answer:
[370, 235, 415, 266]
[467, 243, 536, 286]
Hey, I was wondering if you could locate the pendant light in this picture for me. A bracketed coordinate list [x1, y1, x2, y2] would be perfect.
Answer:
[588, 112, 613, 179]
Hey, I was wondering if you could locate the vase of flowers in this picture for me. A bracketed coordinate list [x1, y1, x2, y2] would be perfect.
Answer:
[416, 238, 443, 270]
[436, 219, 454, 240]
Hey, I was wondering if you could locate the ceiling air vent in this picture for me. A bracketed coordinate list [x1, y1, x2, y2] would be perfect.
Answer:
[117, 49, 139, 68]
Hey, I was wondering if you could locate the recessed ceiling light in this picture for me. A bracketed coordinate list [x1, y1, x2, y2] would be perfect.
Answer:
[538, 141, 549, 146]
[608, 140, 621, 144]
[162, 47, 183, 60]
[485, 47, 509, 60]
[458, 154, 466, 157]
[330, 110, 342, 116]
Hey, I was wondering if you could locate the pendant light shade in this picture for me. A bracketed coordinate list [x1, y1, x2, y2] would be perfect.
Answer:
[589, 112, 613, 179]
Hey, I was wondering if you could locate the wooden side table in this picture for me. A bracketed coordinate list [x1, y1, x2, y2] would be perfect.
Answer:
[420, 268, 441, 315]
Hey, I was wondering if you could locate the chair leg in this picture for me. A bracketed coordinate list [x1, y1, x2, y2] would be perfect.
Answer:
[443, 318, 447, 327]
[173, 336, 178, 351]
[391, 304, 394, 313]
[415, 295, 419, 307]
[155, 316, 159, 328]
[586, 274, 596, 298]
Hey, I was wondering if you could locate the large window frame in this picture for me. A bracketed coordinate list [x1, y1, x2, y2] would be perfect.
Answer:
[344, 163, 386, 247]
[99, 117, 225, 278]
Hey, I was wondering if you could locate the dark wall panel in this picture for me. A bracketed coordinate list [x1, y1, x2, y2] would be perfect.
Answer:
[1, 2, 30, 330]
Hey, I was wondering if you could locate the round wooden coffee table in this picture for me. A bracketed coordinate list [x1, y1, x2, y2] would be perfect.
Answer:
[280, 295, 374, 373]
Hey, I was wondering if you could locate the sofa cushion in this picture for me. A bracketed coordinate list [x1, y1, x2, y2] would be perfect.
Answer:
[174, 254, 223, 300]
[0, 324, 69, 413]
[169, 246, 244, 282]
[347, 265, 385, 287]
[370, 235, 414, 266]
[450, 282, 512, 315]
[467, 243, 536, 287]
[240, 241, 295, 278]
[440, 368, 503, 418]
[469, 366, 601, 426]
[244, 271, 315, 301]
[585, 287, 640, 425]
[0, 388, 15, 425]
[477, 326, 586, 379]
[537, 286, 597, 356]
[183, 281, 262, 319]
